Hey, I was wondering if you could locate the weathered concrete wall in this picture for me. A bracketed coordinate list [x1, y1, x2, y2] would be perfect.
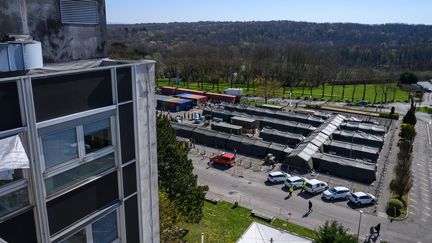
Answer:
[0, 0, 107, 63]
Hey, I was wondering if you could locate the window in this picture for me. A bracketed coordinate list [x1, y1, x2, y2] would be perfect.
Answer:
[54, 210, 119, 243]
[84, 119, 112, 154]
[45, 153, 115, 196]
[0, 169, 23, 187]
[116, 67, 132, 103]
[32, 70, 112, 122]
[119, 103, 135, 163]
[60, 0, 99, 25]
[122, 162, 137, 197]
[47, 172, 118, 235]
[58, 229, 86, 243]
[0, 210, 37, 243]
[42, 128, 78, 169]
[0, 81, 22, 132]
[0, 188, 30, 218]
[92, 211, 118, 243]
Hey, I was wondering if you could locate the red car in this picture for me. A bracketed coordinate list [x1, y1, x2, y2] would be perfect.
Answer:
[209, 152, 236, 166]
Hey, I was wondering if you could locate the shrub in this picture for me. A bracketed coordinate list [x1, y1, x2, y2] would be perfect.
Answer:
[387, 199, 404, 217]
[379, 112, 399, 120]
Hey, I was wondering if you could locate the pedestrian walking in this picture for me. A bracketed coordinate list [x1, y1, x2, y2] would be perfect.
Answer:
[308, 201, 312, 213]
[369, 226, 375, 239]
[374, 223, 381, 236]
[289, 185, 293, 197]
[301, 180, 306, 192]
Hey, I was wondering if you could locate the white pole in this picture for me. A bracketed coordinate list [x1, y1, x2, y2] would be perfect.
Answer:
[201, 232, 204, 243]
[357, 210, 364, 241]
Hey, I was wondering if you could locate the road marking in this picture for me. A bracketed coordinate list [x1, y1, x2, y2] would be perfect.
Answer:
[425, 206, 432, 211]
[411, 205, 418, 210]
[411, 198, 418, 204]
[427, 122, 431, 145]
[424, 212, 432, 217]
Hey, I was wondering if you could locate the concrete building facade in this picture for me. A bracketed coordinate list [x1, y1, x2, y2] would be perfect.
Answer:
[0, 0, 107, 63]
[0, 60, 159, 243]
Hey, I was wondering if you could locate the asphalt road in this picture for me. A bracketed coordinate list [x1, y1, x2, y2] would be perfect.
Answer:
[191, 138, 432, 242]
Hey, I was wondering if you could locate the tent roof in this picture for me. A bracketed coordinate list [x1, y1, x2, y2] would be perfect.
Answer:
[312, 153, 376, 171]
[237, 221, 312, 243]
[231, 116, 257, 123]
[213, 122, 243, 130]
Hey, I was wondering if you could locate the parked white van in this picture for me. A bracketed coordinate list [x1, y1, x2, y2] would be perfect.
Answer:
[304, 179, 328, 194]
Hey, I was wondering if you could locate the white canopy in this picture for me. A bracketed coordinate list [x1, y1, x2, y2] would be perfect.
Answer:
[237, 222, 312, 243]
[0, 135, 30, 171]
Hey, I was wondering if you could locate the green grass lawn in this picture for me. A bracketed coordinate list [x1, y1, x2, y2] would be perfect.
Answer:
[156, 78, 409, 103]
[419, 106, 432, 114]
[181, 201, 317, 242]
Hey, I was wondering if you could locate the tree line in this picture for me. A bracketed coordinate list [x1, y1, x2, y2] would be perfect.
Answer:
[107, 21, 432, 76]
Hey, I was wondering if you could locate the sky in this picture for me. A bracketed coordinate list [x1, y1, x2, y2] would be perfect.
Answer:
[105, 0, 432, 25]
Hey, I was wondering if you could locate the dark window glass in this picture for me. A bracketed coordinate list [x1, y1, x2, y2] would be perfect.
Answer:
[0, 187, 30, 218]
[84, 119, 112, 154]
[0, 82, 22, 131]
[125, 195, 139, 243]
[47, 172, 118, 235]
[123, 162, 137, 197]
[119, 103, 135, 163]
[116, 67, 132, 102]
[32, 70, 112, 122]
[0, 169, 24, 187]
[0, 209, 37, 243]
[45, 153, 115, 196]
[92, 211, 118, 243]
[42, 128, 78, 169]
[57, 229, 86, 243]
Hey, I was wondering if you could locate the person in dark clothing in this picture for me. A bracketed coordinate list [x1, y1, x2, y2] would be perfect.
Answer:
[308, 201, 312, 213]
[369, 226, 375, 239]
[374, 223, 381, 236]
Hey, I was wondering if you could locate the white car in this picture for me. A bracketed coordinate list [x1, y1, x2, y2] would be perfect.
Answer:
[267, 171, 290, 184]
[349, 192, 376, 206]
[322, 186, 350, 200]
[304, 179, 328, 194]
[284, 176, 305, 189]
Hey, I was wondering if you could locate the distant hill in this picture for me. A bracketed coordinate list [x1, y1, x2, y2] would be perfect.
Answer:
[107, 21, 432, 70]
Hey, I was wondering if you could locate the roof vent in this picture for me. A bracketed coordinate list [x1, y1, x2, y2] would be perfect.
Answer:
[0, 35, 43, 73]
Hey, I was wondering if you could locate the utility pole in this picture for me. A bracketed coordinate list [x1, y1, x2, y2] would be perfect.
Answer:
[357, 210, 364, 241]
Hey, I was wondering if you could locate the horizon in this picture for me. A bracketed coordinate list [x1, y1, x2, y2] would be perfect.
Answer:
[106, 0, 432, 25]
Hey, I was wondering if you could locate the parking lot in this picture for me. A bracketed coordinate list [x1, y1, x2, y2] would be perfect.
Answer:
[188, 143, 381, 215]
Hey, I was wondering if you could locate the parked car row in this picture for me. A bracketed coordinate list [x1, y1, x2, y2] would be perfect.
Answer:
[266, 171, 376, 206]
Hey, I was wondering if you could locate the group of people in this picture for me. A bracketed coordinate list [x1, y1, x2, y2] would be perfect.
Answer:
[288, 180, 306, 198]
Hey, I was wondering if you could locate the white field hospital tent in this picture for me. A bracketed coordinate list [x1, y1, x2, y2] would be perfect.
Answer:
[0, 135, 30, 171]
[237, 222, 312, 243]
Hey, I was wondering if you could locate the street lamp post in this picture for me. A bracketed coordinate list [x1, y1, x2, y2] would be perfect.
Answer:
[357, 210, 364, 241]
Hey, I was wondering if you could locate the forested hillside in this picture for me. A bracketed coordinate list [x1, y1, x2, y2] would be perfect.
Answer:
[108, 21, 432, 70]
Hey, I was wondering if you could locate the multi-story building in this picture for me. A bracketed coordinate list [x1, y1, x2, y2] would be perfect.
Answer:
[0, 1, 159, 243]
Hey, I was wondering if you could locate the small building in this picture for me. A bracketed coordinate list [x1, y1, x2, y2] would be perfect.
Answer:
[175, 88, 206, 96]
[156, 97, 193, 112]
[237, 221, 313, 243]
[174, 93, 208, 104]
[231, 116, 259, 130]
[224, 88, 243, 97]
[211, 122, 243, 135]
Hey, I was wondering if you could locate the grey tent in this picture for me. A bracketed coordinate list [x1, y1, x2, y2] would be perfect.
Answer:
[283, 143, 319, 170]
[171, 123, 196, 138]
[251, 139, 272, 158]
[226, 134, 244, 152]
[203, 108, 233, 122]
[231, 116, 259, 129]
[191, 128, 218, 146]
[332, 130, 384, 148]
[267, 143, 288, 161]
[312, 153, 376, 183]
[213, 132, 230, 148]
[211, 122, 243, 135]
[340, 122, 386, 135]
[259, 128, 304, 147]
[274, 111, 323, 127]
[324, 140, 379, 162]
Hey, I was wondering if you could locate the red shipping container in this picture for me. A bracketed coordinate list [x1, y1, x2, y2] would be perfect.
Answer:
[206, 92, 237, 103]
[175, 88, 206, 96]
[161, 86, 176, 95]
